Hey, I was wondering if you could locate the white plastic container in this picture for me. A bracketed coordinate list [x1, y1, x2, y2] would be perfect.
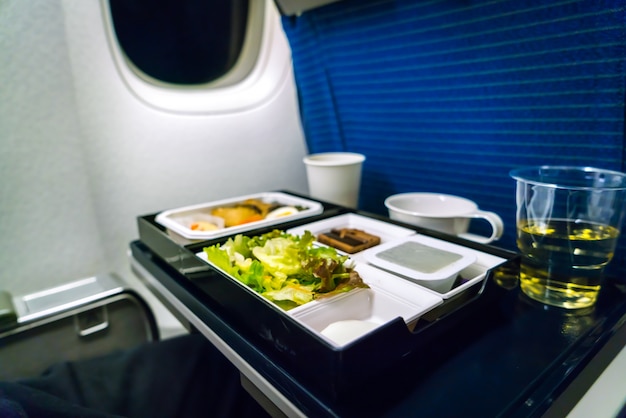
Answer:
[365, 235, 477, 293]
[155, 192, 323, 242]
[289, 263, 443, 347]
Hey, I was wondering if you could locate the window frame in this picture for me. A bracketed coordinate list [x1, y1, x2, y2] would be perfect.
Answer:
[101, 0, 292, 114]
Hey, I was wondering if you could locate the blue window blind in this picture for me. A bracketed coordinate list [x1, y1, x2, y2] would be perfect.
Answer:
[281, 0, 626, 280]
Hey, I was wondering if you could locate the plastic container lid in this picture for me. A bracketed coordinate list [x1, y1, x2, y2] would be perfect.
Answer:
[366, 235, 477, 293]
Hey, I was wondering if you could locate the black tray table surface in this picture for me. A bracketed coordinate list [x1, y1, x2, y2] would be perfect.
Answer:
[131, 192, 626, 417]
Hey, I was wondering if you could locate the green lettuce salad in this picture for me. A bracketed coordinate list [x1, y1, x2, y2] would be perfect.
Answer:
[203, 230, 368, 310]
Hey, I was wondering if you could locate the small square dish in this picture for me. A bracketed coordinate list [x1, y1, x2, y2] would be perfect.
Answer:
[365, 235, 477, 293]
[287, 213, 416, 256]
[155, 192, 323, 242]
[291, 289, 409, 347]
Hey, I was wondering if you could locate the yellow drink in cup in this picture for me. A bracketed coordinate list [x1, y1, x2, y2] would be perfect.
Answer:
[510, 166, 626, 309]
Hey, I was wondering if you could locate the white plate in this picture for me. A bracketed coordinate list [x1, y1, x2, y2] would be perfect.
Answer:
[155, 192, 323, 241]
[287, 213, 416, 258]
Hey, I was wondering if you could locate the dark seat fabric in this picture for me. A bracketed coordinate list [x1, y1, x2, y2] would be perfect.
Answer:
[0, 334, 269, 418]
[281, 0, 626, 280]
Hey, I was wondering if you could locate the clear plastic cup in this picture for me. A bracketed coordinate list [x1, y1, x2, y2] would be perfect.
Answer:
[510, 166, 626, 309]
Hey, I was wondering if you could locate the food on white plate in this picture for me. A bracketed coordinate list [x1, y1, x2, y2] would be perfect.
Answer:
[317, 228, 381, 253]
[189, 220, 220, 231]
[265, 206, 299, 220]
[211, 205, 262, 227]
[203, 230, 369, 310]
[210, 199, 305, 227]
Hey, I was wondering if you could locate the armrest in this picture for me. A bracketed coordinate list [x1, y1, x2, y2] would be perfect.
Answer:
[0, 291, 17, 331]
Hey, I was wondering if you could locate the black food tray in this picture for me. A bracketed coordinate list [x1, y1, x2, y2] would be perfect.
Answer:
[135, 191, 518, 399]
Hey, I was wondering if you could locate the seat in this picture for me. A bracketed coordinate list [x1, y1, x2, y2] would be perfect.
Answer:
[0, 273, 159, 381]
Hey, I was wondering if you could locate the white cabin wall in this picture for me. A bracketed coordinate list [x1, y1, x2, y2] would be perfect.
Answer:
[1, 0, 308, 335]
[0, 1, 109, 290]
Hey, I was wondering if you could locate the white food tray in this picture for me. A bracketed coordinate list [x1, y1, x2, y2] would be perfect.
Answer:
[156, 192, 323, 242]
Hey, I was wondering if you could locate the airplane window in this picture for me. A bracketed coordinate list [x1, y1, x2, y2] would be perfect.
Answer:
[108, 0, 249, 85]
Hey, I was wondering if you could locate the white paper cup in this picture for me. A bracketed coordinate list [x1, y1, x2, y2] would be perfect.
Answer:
[303, 152, 365, 208]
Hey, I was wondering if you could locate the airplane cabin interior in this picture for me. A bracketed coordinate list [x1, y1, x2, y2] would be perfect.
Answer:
[1, 0, 625, 417]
